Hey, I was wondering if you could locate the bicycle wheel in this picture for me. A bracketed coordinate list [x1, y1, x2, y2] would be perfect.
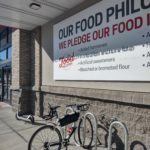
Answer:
[73, 120, 80, 146]
[78, 117, 93, 149]
[28, 125, 62, 150]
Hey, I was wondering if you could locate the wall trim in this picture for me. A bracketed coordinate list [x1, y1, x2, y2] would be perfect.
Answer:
[41, 85, 150, 106]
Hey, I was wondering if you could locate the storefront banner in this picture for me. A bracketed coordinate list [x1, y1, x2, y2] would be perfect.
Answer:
[53, 0, 150, 81]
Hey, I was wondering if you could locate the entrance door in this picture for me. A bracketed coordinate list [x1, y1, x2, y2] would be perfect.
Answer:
[1, 67, 11, 103]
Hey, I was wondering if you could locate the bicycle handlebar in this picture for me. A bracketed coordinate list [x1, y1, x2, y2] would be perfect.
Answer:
[44, 103, 89, 121]
[66, 103, 90, 111]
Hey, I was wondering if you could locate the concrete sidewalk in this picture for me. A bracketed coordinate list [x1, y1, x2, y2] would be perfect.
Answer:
[0, 102, 39, 150]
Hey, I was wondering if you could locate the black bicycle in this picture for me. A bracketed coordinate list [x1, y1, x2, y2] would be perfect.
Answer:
[28, 103, 93, 150]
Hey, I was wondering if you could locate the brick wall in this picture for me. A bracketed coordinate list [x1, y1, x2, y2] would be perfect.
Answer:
[12, 29, 20, 88]
[11, 29, 32, 112]
[31, 27, 41, 89]
[30, 27, 42, 115]
[20, 30, 31, 87]
[11, 27, 41, 114]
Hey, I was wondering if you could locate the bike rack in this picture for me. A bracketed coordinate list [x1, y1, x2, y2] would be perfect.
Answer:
[108, 121, 128, 150]
[83, 112, 98, 150]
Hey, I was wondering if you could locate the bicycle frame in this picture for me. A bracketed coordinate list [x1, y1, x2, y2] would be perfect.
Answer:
[64, 126, 76, 141]
[55, 105, 87, 148]
[64, 104, 83, 146]
[49, 117, 78, 150]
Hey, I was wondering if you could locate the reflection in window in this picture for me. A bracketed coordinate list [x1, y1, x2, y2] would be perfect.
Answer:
[8, 47, 12, 59]
[0, 29, 7, 47]
[0, 50, 6, 61]
[8, 28, 12, 43]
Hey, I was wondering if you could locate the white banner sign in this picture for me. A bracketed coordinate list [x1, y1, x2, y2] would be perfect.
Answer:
[53, 0, 150, 81]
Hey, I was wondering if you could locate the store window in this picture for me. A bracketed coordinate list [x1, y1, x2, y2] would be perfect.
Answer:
[8, 47, 12, 59]
[0, 50, 7, 61]
[0, 27, 12, 103]
[0, 29, 7, 48]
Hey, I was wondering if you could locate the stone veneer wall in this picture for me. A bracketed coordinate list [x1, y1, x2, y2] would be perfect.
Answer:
[40, 88, 150, 150]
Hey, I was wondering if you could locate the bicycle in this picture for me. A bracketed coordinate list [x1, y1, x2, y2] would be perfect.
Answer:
[28, 103, 93, 150]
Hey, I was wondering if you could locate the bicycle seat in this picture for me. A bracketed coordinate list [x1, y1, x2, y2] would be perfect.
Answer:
[44, 104, 60, 119]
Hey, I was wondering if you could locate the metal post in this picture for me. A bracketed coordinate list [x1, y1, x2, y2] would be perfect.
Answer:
[108, 121, 128, 150]
[83, 112, 98, 150]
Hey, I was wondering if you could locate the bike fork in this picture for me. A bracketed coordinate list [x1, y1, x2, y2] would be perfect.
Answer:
[63, 139, 69, 150]
[63, 127, 76, 150]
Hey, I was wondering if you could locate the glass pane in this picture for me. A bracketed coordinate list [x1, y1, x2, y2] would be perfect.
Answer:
[0, 30, 7, 47]
[8, 47, 12, 59]
[0, 50, 7, 61]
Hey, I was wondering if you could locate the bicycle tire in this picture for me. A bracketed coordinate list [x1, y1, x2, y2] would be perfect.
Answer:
[78, 117, 93, 149]
[73, 120, 80, 146]
[28, 125, 62, 150]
